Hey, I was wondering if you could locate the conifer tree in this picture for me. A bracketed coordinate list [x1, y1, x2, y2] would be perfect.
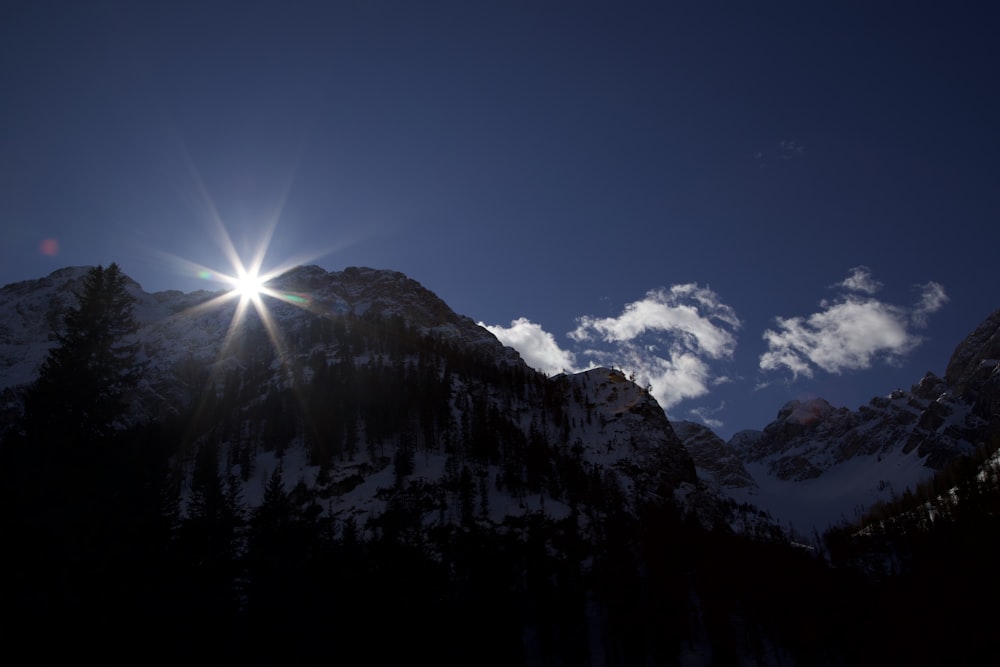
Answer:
[3, 264, 151, 643]
[24, 262, 141, 448]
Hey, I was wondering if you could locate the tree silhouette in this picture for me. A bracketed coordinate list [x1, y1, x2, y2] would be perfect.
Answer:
[1, 264, 163, 654]
[24, 262, 141, 448]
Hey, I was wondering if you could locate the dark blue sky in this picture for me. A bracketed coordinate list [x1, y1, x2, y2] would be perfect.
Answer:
[2, 1, 997, 437]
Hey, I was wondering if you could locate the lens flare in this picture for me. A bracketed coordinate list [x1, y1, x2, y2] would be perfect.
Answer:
[228, 268, 266, 298]
[165, 216, 337, 384]
[40, 238, 59, 256]
[147, 138, 341, 399]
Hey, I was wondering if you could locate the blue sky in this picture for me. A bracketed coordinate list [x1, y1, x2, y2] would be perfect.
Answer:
[2, 1, 997, 438]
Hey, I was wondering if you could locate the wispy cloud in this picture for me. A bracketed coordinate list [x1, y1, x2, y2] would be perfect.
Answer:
[912, 281, 948, 327]
[778, 139, 805, 159]
[836, 266, 882, 294]
[759, 267, 948, 379]
[482, 317, 577, 376]
[755, 139, 805, 168]
[688, 402, 726, 430]
[483, 284, 742, 414]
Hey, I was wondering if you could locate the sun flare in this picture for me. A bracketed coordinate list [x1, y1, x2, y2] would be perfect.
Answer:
[175, 223, 324, 376]
[230, 269, 266, 299]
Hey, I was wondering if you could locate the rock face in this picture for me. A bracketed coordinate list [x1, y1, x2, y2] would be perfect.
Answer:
[945, 308, 1000, 391]
[672, 420, 757, 491]
[728, 384, 981, 484]
[560, 368, 701, 508]
[944, 308, 1000, 443]
[731, 398, 854, 481]
[271, 265, 516, 356]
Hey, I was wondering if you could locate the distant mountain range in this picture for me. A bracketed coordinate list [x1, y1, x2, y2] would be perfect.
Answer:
[677, 307, 1000, 532]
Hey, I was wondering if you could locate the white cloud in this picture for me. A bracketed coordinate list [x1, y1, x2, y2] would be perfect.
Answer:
[482, 285, 741, 412]
[912, 281, 948, 326]
[569, 285, 741, 359]
[482, 317, 577, 376]
[569, 284, 741, 411]
[688, 402, 726, 430]
[760, 269, 948, 379]
[837, 266, 883, 295]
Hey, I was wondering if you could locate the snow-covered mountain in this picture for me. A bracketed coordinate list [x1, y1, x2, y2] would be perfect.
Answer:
[671, 420, 757, 492]
[6, 264, 998, 664]
[4, 265, 997, 538]
[675, 309, 1000, 533]
[0, 265, 722, 530]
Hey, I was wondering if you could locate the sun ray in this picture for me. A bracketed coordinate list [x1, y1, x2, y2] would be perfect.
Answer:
[218, 290, 256, 360]
[138, 132, 374, 396]
[185, 219, 326, 388]
[130, 134, 349, 434]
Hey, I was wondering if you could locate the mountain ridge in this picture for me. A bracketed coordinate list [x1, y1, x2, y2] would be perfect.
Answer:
[2, 264, 716, 525]
[677, 306, 1000, 531]
[3, 266, 998, 536]
[4, 263, 999, 664]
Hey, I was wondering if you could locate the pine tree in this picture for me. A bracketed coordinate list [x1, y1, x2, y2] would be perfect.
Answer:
[24, 263, 141, 448]
[3, 264, 153, 647]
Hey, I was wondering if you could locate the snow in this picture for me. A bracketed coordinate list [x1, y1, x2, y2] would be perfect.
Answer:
[727, 446, 935, 536]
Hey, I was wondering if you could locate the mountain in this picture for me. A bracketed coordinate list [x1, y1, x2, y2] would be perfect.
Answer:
[4, 264, 996, 538]
[2, 264, 814, 664]
[3, 264, 998, 665]
[944, 307, 1000, 440]
[675, 308, 1000, 533]
[1, 265, 710, 522]
[671, 419, 757, 492]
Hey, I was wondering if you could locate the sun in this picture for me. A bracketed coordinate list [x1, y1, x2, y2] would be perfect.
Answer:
[230, 268, 266, 299]
[153, 150, 340, 389]
[178, 225, 321, 369]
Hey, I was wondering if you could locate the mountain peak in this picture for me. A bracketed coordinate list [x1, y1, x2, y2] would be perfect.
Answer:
[775, 397, 835, 427]
[945, 308, 1000, 390]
